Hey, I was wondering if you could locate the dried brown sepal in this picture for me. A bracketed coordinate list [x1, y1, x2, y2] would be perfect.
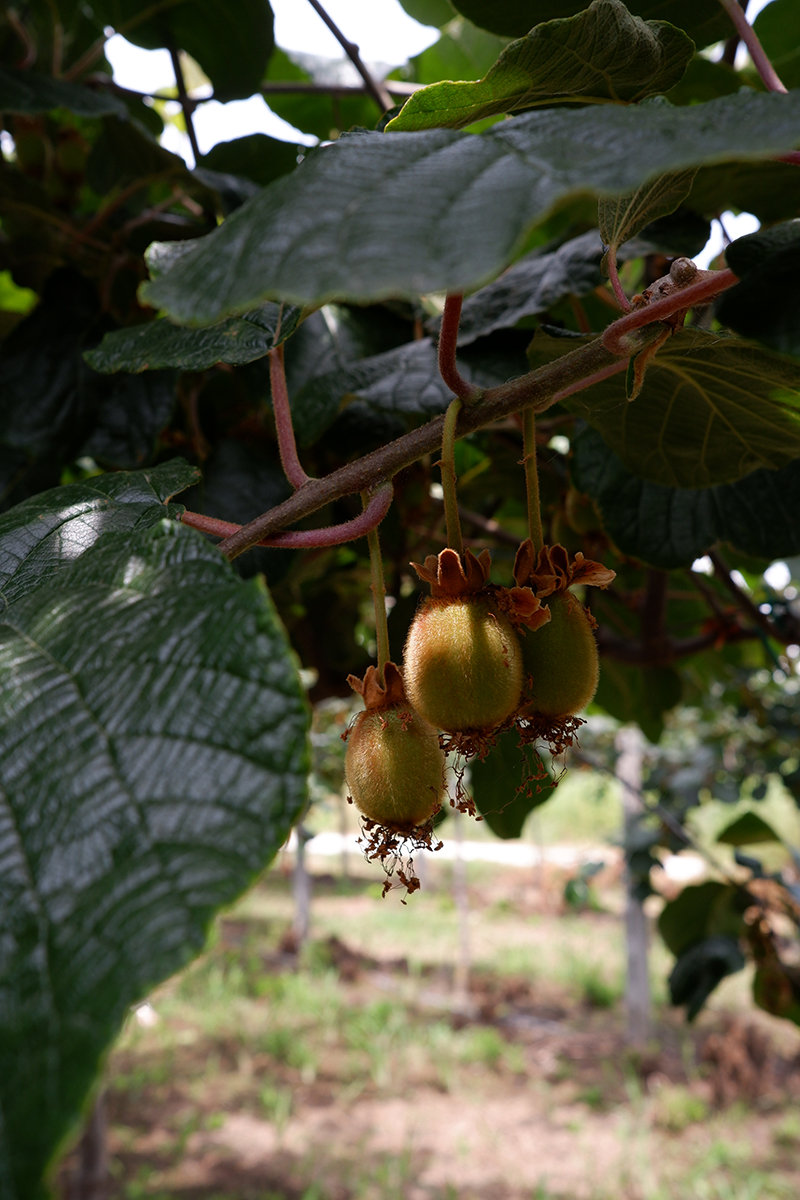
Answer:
[358, 813, 443, 901]
[494, 584, 551, 631]
[516, 712, 585, 760]
[411, 546, 492, 598]
[439, 724, 506, 772]
[513, 540, 616, 597]
[346, 660, 406, 712]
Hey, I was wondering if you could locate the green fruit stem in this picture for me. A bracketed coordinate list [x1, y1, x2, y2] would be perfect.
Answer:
[523, 408, 544, 555]
[442, 396, 464, 558]
[363, 490, 390, 685]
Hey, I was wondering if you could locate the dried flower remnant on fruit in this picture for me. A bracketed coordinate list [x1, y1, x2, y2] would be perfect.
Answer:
[511, 540, 615, 755]
[404, 548, 543, 757]
[344, 661, 445, 898]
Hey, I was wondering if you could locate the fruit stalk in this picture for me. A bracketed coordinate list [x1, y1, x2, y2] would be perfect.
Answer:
[522, 408, 544, 556]
[363, 490, 391, 684]
[441, 397, 464, 557]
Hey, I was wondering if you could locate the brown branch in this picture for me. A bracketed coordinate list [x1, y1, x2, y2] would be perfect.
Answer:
[169, 46, 201, 166]
[182, 482, 393, 549]
[305, 0, 393, 113]
[601, 268, 739, 356]
[215, 322, 683, 561]
[215, 331, 636, 559]
[438, 293, 483, 402]
[641, 569, 669, 661]
[7, 8, 37, 68]
[709, 549, 800, 645]
[597, 624, 757, 665]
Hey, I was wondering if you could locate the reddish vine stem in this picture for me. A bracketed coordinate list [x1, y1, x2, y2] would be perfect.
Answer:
[606, 255, 632, 312]
[269, 344, 312, 489]
[182, 482, 392, 548]
[601, 268, 738, 355]
[215, 273, 741, 561]
[438, 294, 482, 402]
[718, 0, 787, 93]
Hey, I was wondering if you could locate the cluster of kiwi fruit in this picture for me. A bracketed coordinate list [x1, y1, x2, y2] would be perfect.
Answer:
[344, 535, 614, 851]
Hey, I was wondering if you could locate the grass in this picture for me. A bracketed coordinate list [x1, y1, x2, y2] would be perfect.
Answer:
[60, 839, 800, 1200]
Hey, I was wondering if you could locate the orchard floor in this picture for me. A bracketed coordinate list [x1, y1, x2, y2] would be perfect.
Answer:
[62, 854, 800, 1200]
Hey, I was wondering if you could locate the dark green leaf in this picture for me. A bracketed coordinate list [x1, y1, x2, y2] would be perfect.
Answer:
[470, 729, 555, 838]
[717, 811, 782, 846]
[86, 116, 191, 194]
[407, 18, 512, 87]
[263, 49, 377, 139]
[664, 54, 745, 105]
[688, 160, 800, 225]
[0, 67, 127, 117]
[452, 231, 605, 344]
[658, 880, 749, 957]
[0, 268, 178, 471]
[389, 0, 693, 132]
[85, 304, 303, 373]
[716, 222, 800, 360]
[290, 332, 529, 445]
[141, 90, 800, 322]
[571, 426, 800, 569]
[598, 168, 696, 268]
[530, 328, 800, 488]
[396, 0, 456, 26]
[95, 0, 275, 101]
[754, 0, 800, 91]
[0, 493, 308, 1197]
[200, 133, 299, 188]
[0, 460, 198, 605]
[668, 935, 746, 1019]
[446, 0, 730, 48]
[593, 660, 682, 742]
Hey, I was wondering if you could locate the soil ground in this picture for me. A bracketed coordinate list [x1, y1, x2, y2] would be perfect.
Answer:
[59, 849, 800, 1200]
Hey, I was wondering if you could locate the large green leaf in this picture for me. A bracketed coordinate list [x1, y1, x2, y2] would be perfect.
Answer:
[0, 460, 199, 605]
[446, 0, 730, 47]
[664, 54, 744, 105]
[289, 332, 529, 445]
[397, 0, 456, 27]
[0, 67, 127, 117]
[716, 222, 800, 360]
[593, 659, 682, 742]
[452, 219, 707, 345]
[668, 935, 746, 1020]
[470, 729, 555, 838]
[571, 426, 800, 569]
[94, 0, 275, 101]
[717, 811, 782, 847]
[263, 49, 377, 140]
[85, 303, 303, 373]
[529, 328, 800, 488]
[658, 880, 748, 957]
[0, 467, 309, 1198]
[688, 160, 800, 225]
[199, 133, 299, 188]
[408, 18, 513, 86]
[754, 0, 800, 91]
[0, 268, 177, 471]
[141, 90, 800, 323]
[388, 0, 693, 132]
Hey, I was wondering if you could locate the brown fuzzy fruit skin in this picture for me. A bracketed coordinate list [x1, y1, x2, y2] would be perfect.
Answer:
[403, 596, 523, 733]
[345, 705, 445, 829]
[519, 590, 599, 718]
